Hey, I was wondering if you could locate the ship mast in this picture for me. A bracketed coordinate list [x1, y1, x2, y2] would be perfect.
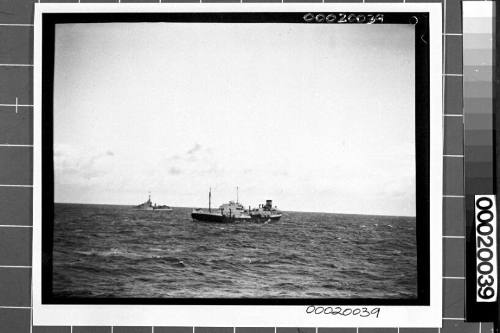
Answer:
[236, 186, 239, 204]
[209, 187, 212, 213]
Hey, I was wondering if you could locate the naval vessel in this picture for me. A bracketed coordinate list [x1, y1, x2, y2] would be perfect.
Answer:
[134, 194, 173, 211]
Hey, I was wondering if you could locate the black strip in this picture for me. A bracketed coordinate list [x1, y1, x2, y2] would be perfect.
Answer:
[41, 15, 56, 304]
[414, 13, 431, 307]
[43, 12, 424, 25]
[41, 11, 431, 306]
[47, 296, 420, 306]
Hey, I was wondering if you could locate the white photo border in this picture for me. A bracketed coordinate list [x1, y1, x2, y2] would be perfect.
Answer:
[33, 3, 443, 327]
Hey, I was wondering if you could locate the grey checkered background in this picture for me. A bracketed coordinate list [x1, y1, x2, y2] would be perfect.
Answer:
[0, 0, 488, 331]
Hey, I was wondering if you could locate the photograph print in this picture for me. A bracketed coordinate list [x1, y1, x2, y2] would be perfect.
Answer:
[42, 11, 431, 304]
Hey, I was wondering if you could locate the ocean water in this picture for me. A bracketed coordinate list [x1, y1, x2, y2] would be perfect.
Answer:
[52, 204, 417, 299]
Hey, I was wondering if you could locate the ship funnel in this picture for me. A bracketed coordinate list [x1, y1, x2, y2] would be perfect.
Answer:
[265, 200, 272, 208]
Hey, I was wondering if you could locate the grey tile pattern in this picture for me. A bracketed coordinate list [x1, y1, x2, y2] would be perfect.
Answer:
[443, 197, 465, 236]
[441, 321, 479, 333]
[358, 329, 397, 333]
[0, 227, 32, 265]
[445, 0, 462, 33]
[445, 36, 463, 74]
[33, 328, 72, 333]
[0, 0, 34, 24]
[364, 0, 401, 2]
[443, 238, 465, 277]
[195, 328, 233, 333]
[0, 267, 31, 307]
[0, 147, 33, 185]
[277, 329, 315, 333]
[444, 156, 464, 196]
[243, 0, 281, 3]
[283, 0, 322, 2]
[443, 278, 465, 318]
[318, 329, 357, 333]
[155, 328, 192, 333]
[445, 76, 463, 115]
[113, 327, 153, 333]
[201, 0, 240, 2]
[0, 26, 33, 64]
[236, 328, 275, 333]
[0, 308, 31, 333]
[405, 0, 441, 2]
[73, 327, 112, 333]
[0, 186, 32, 225]
[0, 106, 33, 145]
[39, 0, 78, 2]
[444, 117, 464, 155]
[324, 0, 363, 2]
[0, 66, 33, 104]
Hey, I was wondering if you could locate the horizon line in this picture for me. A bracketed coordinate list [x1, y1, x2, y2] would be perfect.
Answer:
[53, 201, 416, 218]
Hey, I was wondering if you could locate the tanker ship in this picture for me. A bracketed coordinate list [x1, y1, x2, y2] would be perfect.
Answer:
[191, 188, 282, 223]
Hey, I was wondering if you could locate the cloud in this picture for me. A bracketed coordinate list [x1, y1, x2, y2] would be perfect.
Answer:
[162, 144, 205, 164]
[187, 143, 202, 155]
[169, 154, 180, 161]
[54, 144, 115, 184]
[187, 143, 201, 155]
[169, 167, 182, 175]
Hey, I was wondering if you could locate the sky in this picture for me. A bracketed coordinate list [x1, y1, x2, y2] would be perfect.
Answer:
[53, 22, 416, 216]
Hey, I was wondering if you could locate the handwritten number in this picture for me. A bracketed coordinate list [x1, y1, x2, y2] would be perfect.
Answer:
[360, 308, 370, 317]
[304, 13, 384, 24]
[305, 306, 381, 317]
[332, 307, 342, 315]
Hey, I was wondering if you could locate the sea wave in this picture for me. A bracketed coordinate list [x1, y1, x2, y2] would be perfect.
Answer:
[52, 204, 418, 299]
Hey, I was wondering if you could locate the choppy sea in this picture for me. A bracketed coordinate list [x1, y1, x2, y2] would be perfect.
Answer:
[52, 203, 417, 299]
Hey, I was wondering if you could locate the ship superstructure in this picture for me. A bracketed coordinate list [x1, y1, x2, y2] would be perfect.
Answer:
[248, 199, 282, 221]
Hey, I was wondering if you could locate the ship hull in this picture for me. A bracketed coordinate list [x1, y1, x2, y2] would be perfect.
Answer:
[265, 214, 282, 221]
[191, 212, 226, 223]
[251, 214, 282, 223]
[191, 212, 281, 223]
